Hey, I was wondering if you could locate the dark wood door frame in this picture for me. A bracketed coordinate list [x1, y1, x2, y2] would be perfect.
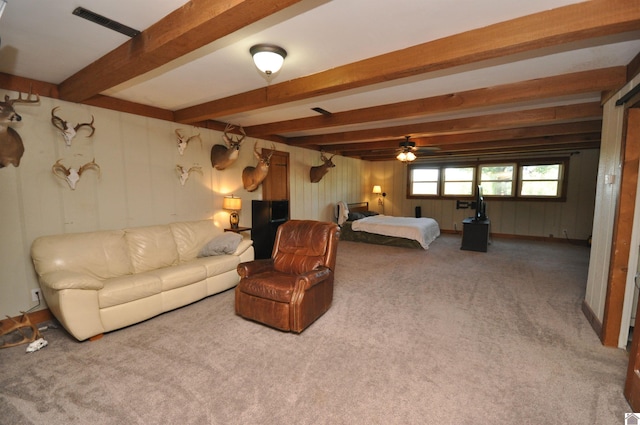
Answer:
[602, 107, 640, 347]
[625, 109, 640, 409]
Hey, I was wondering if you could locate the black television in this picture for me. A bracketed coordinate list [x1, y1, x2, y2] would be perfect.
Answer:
[474, 185, 487, 221]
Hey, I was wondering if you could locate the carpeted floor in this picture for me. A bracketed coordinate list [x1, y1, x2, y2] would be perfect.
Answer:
[0, 234, 632, 424]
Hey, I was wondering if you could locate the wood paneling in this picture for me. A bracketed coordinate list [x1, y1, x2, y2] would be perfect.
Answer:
[0, 95, 365, 319]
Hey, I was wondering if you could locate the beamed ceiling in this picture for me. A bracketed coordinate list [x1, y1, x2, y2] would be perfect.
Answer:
[1, 0, 639, 162]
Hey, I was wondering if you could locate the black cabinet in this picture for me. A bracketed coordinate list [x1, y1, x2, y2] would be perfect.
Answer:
[252, 200, 289, 259]
[461, 218, 490, 252]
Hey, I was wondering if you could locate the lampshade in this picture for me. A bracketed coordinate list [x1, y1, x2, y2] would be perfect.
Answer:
[397, 151, 416, 162]
[372, 185, 382, 195]
[250, 44, 287, 75]
[222, 196, 242, 211]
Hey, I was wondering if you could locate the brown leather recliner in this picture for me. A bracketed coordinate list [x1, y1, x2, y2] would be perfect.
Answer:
[235, 220, 340, 333]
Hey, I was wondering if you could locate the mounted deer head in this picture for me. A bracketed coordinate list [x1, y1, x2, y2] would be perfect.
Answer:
[51, 107, 95, 147]
[175, 129, 202, 156]
[310, 151, 336, 183]
[210, 123, 245, 170]
[176, 164, 202, 186]
[0, 88, 40, 168]
[242, 142, 275, 192]
[52, 158, 100, 190]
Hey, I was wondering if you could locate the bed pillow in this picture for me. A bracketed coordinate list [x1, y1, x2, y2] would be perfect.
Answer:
[198, 232, 243, 257]
[348, 212, 366, 221]
[363, 211, 379, 217]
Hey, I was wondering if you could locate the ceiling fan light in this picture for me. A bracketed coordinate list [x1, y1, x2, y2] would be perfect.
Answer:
[406, 151, 416, 161]
[397, 151, 407, 161]
[250, 44, 287, 75]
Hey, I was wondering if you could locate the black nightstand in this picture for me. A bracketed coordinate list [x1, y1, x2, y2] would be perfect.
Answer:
[224, 226, 252, 234]
[461, 218, 490, 252]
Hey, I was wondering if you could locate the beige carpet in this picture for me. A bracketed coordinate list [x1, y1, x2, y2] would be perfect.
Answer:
[0, 234, 632, 424]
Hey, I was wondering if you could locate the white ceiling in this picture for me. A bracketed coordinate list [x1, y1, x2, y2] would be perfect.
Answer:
[1, 0, 639, 160]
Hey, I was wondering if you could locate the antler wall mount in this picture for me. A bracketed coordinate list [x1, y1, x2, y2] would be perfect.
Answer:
[51, 107, 95, 147]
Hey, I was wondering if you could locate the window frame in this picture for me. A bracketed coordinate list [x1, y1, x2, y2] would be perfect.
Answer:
[478, 163, 516, 197]
[517, 159, 568, 200]
[442, 165, 476, 197]
[407, 157, 569, 202]
[408, 166, 441, 196]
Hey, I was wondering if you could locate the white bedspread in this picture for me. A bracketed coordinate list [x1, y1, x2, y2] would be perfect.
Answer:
[351, 215, 440, 249]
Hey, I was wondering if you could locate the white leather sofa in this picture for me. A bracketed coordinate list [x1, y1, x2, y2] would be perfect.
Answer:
[30, 220, 254, 341]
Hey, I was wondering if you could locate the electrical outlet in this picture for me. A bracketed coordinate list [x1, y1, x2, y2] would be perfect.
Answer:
[31, 289, 41, 302]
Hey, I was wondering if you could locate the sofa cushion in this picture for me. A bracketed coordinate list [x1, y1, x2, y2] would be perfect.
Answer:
[31, 230, 132, 280]
[199, 232, 243, 257]
[196, 254, 241, 277]
[150, 263, 207, 292]
[99, 273, 162, 308]
[125, 225, 179, 273]
[170, 220, 218, 263]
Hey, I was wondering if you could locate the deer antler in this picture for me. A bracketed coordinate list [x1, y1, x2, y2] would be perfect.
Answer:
[223, 124, 246, 148]
[51, 107, 67, 133]
[5, 86, 40, 106]
[78, 158, 100, 178]
[52, 159, 100, 190]
[176, 164, 202, 186]
[52, 159, 70, 178]
[75, 115, 95, 137]
[51, 107, 95, 146]
[175, 129, 202, 155]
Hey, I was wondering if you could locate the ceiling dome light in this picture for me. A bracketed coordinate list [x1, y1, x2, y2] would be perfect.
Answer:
[250, 44, 287, 76]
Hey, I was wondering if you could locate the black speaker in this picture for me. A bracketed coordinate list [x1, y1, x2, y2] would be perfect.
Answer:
[415, 206, 422, 218]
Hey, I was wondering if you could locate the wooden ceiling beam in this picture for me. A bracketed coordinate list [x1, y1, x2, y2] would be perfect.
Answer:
[320, 122, 603, 153]
[175, 0, 640, 123]
[290, 102, 603, 146]
[58, 0, 304, 103]
[339, 133, 601, 157]
[356, 141, 601, 161]
[245, 67, 624, 136]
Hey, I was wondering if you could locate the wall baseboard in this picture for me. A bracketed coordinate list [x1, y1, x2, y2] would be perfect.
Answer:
[440, 228, 590, 246]
[0, 309, 53, 334]
[582, 300, 603, 341]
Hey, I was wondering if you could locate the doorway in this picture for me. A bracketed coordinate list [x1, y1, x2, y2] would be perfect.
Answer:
[622, 106, 640, 409]
[261, 149, 289, 201]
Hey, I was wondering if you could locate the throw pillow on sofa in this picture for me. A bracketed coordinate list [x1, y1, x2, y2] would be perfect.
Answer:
[198, 232, 243, 257]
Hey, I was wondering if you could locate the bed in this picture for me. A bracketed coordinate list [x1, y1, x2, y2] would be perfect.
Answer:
[336, 201, 440, 249]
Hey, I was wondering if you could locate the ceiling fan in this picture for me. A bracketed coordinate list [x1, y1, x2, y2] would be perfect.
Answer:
[396, 136, 439, 161]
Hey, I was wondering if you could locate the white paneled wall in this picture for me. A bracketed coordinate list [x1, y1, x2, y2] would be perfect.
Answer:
[585, 75, 640, 331]
[0, 92, 601, 321]
[0, 94, 366, 318]
[369, 150, 598, 240]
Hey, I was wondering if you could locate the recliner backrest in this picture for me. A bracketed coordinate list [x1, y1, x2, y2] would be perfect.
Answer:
[272, 220, 339, 275]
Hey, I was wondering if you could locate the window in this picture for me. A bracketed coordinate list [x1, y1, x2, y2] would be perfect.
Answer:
[443, 166, 474, 196]
[409, 167, 439, 196]
[479, 164, 515, 197]
[519, 163, 563, 198]
[407, 158, 567, 201]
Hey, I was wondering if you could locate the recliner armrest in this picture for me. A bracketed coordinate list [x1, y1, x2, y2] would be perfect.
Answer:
[237, 258, 275, 278]
[296, 266, 331, 290]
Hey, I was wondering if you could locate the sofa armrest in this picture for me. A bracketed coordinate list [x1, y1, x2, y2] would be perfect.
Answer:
[232, 239, 254, 256]
[39, 270, 104, 291]
[296, 267, 331, 290]
[237, 259, 274, 278]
